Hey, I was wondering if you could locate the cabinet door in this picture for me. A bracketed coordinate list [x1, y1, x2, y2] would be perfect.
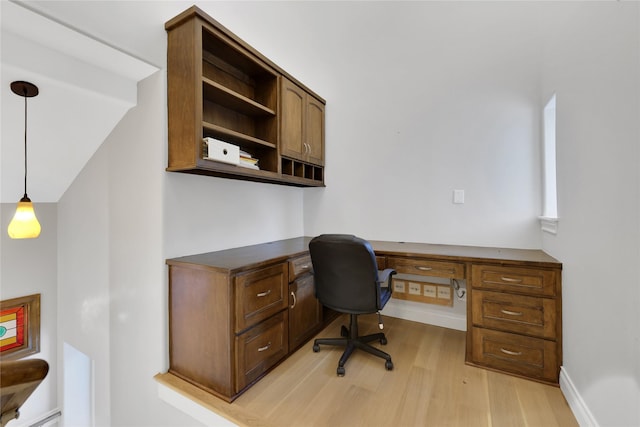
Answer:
[306, 95, 324, 165]
[281, 78, 325, 166]
[288, 274, 321, 351]
[281, 78, 305, 160]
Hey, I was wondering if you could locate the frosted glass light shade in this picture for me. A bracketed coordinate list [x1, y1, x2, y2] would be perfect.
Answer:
[8, 196, 41, 239]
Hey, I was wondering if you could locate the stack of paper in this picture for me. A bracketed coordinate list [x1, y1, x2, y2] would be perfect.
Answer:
[238, 150, 259, 170]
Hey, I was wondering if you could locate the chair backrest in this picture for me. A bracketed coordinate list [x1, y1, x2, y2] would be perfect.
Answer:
[309, 234, 381, 314]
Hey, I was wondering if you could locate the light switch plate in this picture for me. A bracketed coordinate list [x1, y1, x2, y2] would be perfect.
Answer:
[453, 189, 465, 204]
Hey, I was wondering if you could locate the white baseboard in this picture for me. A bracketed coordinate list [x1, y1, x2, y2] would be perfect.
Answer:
[560, 366, 599, 427]
[382, 298, 466, 331]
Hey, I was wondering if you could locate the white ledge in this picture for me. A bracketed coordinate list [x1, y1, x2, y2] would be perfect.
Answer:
[539, 216, 559, 235]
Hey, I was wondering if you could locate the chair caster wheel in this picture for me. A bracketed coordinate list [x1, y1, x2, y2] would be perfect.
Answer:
[313, 344, 320, 352]
[385, 360, 393, 371]
[337, 366, 345, 376]
[380, 337, 387, 345]
[341, 325, 349, 337]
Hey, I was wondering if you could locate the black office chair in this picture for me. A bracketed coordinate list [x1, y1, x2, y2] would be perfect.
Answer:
[309, 234, 396, 376]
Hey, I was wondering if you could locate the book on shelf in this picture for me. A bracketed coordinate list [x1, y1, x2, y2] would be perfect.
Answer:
[239, 150, 259, 170]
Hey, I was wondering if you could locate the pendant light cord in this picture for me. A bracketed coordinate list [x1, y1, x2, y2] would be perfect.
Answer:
[23, 88, 28, 198]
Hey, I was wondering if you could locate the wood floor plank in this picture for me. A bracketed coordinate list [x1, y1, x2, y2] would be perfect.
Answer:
[545, 385, 580, 427]
[486, 371, 528, 426]
[157, 315, 578, 427]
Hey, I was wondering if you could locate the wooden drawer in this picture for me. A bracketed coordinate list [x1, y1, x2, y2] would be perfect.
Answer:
[471, 327, 558, 383]
[472, 290, 557, 339]
[235, 311, 288, 392]
[387, 257, 464, 279]
[471, 264, 558, 297]
[235, 263, 288, 332]
[288, 255, 313, 282]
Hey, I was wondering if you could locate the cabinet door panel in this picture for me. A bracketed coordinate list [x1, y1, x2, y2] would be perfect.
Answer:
[235, 263, 288, 332]
[471, 265, 557, 296]
[281, 78, 305, 160]
[306, 97, 324, 165]
[472, 290, 556, 339]
[471, 327, 558, 382]
[289, 274, 321, 351]
[288, 255, 313, 281]
[235, 311, 288, 392]
[387, 257, 465, 279]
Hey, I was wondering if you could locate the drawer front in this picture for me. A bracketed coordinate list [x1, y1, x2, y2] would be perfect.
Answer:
[472, 290, 557, 339]
[236, 263, 288, 332]
[288, 255, 313, 282]
[471, 265, 558, 296]
[471, 327, 558, 383]
[235, 311, 288, 392]
[387, 257, 464, 279]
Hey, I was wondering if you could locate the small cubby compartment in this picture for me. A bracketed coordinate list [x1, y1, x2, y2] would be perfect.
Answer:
[281, 158, 323, 183]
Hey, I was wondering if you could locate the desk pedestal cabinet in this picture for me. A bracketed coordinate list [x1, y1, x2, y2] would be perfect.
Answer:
[467, 264, 562, 384]
[167, 239, 323, 402]
[166, 237, 562, 402]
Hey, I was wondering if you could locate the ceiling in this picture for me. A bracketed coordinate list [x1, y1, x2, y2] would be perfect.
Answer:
[0, 0, 201, 203]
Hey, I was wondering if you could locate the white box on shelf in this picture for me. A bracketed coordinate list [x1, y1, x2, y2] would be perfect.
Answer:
[204, 137, 239, 165]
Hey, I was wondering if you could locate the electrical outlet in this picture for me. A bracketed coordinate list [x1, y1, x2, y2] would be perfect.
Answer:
[393, 280, 406, 293]
[423, 284, 437, 298]
[408, 282, 421, 295]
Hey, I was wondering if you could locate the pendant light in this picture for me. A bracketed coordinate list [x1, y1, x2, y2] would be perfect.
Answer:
[8, 81, 41, 239]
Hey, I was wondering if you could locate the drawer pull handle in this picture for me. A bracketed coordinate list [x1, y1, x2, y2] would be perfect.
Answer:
[258, 342, 272, 352]
[500, 276, 523, 284]
[415, 266, 433, 271]
[500, 309, 523, 316]
[500, 348, 522, 356]
[256, 290, 271, 298]
[290, 291, 297, 309]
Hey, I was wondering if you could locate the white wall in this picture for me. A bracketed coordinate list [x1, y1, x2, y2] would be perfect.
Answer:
[57, 134, 111, 426]
[540, 3, 640, 426]
[57, 72, 202, 427]
[0, 203, 58, 425]
[295, 2, 543, 248]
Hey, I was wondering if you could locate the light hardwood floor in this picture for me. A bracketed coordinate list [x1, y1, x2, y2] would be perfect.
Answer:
[157, 315, 578, 427]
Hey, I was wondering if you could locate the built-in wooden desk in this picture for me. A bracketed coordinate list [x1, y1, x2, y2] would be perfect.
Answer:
[166, 237, 562, 402]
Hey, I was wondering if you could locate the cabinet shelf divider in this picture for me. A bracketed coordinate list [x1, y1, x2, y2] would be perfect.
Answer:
[202, 77, 276, 117]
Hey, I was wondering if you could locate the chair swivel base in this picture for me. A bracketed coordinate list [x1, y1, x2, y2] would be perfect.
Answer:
[313, 314, 393, 376]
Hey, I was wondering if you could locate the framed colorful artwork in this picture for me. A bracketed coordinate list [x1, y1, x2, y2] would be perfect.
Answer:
[0, 293, 41, 359]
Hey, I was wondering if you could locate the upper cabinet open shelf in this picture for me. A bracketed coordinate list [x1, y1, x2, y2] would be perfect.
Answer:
[165, 6, 325, 187]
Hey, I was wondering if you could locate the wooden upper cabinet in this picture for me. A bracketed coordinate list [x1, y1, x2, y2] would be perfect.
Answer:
[281, 78, 325, 166]
[165, 6, 326, 187]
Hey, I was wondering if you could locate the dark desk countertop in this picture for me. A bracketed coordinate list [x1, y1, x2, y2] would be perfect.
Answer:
[167, 236, 561, 273]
